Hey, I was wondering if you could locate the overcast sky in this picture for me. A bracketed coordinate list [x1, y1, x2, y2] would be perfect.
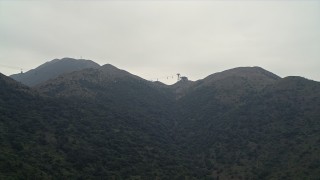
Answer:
[0, 0, 319, 84]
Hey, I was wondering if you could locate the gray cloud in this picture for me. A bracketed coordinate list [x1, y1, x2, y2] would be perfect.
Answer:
[0, 0, 319, 84]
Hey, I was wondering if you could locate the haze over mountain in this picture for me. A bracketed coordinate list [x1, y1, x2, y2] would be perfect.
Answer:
[1, 59, 319, 179]
[10, 58, 100, 86]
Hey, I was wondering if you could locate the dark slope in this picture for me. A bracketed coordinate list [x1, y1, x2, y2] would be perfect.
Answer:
[36, 64, 146, 97]
[35, 64, 176, 123]
[176, 67, 281, 120]
[1, 65, 320, 179]
[10, 58, 100, 86]
[33, 65, 190, 178]
[169, 79, 194, 99]
[203, 66, 280, 84]
[0, 74, 55, 178]
[175, 74, 320, 179]
[0, 73, 34, 94]
[199, 66, 280, 90]
[221, 77, 320, 179]
[36, 63, 178, 138]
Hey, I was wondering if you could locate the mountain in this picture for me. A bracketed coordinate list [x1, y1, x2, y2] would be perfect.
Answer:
[169, 79, 194, 99]
[202, 66, 280, 85]
[0, 72, 37, 98]
[175, 66, 282, 127]
[175, 74, 320, 179]
[1, 71, 187, 179]
[35, 64, 177, 124]
[36, 64, 146, 97]
[186, 66, 280, 103]
[1, 63, 320, 179]
[10, 58, 100, 86]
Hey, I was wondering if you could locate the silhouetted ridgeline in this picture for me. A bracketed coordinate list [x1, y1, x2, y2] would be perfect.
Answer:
[1, 58, 319, 179]
[10, 58, 100, 86]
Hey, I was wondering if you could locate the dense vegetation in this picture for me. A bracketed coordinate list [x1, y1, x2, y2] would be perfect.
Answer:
[1, 63, 320, 179]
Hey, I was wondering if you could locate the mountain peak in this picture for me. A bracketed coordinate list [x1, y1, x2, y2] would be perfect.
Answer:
[206, 66, 280, 80]
[100, 63, 121, 73]
[201, 66, 280, 86]
[2, 63, 320, 179]
[10, 58, 100, 86]
[36, 57, 99, 70]
[177, 66, 282, 104]
[98, 64, 143, 81]
[35, 63, 147, 98]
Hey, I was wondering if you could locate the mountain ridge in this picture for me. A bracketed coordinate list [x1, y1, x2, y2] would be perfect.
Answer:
[1, 59, 319, 179]
[10, 58, 100, 86]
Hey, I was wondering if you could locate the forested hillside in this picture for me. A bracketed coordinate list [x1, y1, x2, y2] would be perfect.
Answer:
[1, 61, 319, 179]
